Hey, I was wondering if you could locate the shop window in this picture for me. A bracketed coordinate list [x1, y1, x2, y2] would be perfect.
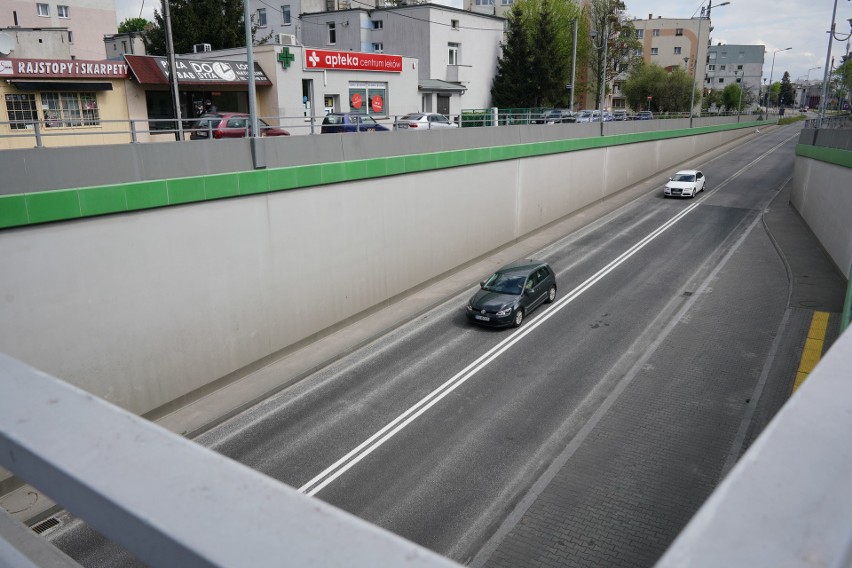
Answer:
[257, 8, 267, 27]
[37, 3, 49, 16]
[57, 5, 69, 18]
[5, 93, 39, 130]
[328, 22, 336, 45]
[448, 42, 459, 65]
[348, 82, 387, 117]
[282, 5, 291, 25]
[41, 92, 100, 127]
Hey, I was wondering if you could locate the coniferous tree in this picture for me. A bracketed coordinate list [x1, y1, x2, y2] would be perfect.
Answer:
[779, 71, 795, 107]
[491, 5, 534, 108]
[528, 0, 564, 107]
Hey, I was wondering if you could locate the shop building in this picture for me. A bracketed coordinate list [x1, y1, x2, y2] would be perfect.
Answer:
[191, 42, 420, 135]
[0, 56, 131, 149]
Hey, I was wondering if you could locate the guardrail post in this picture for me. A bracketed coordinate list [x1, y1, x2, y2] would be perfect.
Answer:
[842, 264, 852, 333]
[130, 120, 139, 144]
[32, 122, 43, 148]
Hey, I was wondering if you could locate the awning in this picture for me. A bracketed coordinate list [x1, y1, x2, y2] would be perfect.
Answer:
[124, 54, 271, 87]
[418, 79, 466, 94]
[9, 80, 114, 91]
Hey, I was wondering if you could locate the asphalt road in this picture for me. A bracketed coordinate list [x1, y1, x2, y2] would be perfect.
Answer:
[49, 124, 807, 567]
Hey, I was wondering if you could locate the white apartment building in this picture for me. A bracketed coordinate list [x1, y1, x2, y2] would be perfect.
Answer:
[300, 4, 504, 113]
[0, 0, 117, 60]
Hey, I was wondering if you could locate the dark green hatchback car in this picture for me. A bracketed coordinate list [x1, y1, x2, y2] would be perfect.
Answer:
[466, 260, 557, 328]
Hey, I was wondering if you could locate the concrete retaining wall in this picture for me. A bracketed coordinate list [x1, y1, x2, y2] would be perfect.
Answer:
[0, 124, 756, 422]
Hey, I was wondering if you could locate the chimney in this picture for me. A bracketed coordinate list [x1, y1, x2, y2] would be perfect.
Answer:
[649, 13, 652, 19]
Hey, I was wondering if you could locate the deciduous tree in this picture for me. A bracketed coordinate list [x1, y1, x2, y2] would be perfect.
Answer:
[143, 0, 251, 56]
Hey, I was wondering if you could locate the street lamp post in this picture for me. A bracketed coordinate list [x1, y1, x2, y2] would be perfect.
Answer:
[736, 70, 744, 121]
[767, 47, 792, 117]
[816, 0, 852, 128]
[691, 1, 730, 127]
[801, 66, 821, 108]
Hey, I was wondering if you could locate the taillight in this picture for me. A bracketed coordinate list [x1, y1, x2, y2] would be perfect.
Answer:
[213, 130, 223, 139]
[410, 123, 419, 128]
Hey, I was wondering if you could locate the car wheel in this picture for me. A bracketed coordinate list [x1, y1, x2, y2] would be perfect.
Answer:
[512, 308, 524, 328]
[546, 285, 557, 304]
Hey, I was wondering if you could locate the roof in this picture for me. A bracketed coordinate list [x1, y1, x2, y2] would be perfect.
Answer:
[418, 79, 466, 93]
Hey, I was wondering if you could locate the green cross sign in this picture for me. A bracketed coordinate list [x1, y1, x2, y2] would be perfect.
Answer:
[278, 47, 296, 69]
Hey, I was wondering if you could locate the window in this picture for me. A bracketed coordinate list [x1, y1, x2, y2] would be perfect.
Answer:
[5, 93, 39, 130]
[327, 22, 336, 44]
[652, 29, 659, 37]
[451, 19, 459, 28]
[675, 28, 683, 36]
[720, 64, 726, 71]
[448, 42, 459, 65]
[348, 81, 387, 116]
[41, 92, 100, 127]
[37, 3, 49, 16]
[718, 78, 725, 83]
[475, 0, 494, 5]
[674, 46, 682, 54]
[720, 51, 727, 58]
[257, 8, 267, 27]
[636, 29, 644, 39]
[68, 30, 73, 43]
[57, 5, 69, 17]
[650, 47, 658, 55]
[501, 0, 513, 4]
[708, 64, 715, 71]
[737, 64, 743, 70]
[372, 42, 383, 53]
[372, 19, 382, 29]
[736, 77, 742, 83]
[282, 5, 291, 25]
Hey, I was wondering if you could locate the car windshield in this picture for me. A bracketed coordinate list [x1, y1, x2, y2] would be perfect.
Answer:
[483, 272, 526, 295]
[673, 174, 696, 182]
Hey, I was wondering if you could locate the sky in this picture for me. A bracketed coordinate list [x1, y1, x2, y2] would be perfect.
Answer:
[115, 0, 852, 85]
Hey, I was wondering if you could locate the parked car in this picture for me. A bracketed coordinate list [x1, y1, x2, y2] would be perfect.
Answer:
[635, 111, 654, 120]
[394, 112, 458, 130]
[189, 113, 290, 139]
[466, 260, 557, 328]
[575, 110, 602, 123]
[531, 109, 574, 124]
[612, 110, 628, 121]
[321, 112, 390, 133]
[664, 169, 706, 198]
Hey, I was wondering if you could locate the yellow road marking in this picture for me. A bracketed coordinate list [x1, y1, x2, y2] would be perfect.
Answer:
[793, 311, 830, 392]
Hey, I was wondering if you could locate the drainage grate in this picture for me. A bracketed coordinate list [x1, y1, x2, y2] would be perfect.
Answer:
[31, 517, 60, 535]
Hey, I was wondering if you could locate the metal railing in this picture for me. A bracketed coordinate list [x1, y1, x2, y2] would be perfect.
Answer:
[0, 108, 774, 149]
[0, 353, 461, 568]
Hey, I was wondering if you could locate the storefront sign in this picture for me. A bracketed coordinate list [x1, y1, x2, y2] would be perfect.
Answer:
[0, 58, 129, 78]
[305, 49, 402, 73]
[154, 58, 269, 83]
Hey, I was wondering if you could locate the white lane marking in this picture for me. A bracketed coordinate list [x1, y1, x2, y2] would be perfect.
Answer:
[299, 130, 799, 497]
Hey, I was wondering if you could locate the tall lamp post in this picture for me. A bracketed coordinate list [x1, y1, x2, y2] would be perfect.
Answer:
[767, 46, 792, 116]
[690, 1, 731, 128]
[801, 66, 821, 108]
[816, 0, 852, 128]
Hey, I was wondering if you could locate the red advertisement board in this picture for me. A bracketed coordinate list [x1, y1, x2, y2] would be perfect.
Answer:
[304, 49, 402, 73]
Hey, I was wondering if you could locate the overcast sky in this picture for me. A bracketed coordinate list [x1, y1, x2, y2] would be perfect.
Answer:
[115, 0, 851, 84]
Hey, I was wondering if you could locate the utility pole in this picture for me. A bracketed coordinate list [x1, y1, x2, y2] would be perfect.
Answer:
[163, 0, 183, 141]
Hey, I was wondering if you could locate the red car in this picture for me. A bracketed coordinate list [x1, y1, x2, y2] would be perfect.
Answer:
[190, 112, 290, 139]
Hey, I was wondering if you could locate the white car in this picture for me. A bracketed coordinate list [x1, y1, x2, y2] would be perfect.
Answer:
[394, 113, 458, 131]
[664, 169, 706, 198]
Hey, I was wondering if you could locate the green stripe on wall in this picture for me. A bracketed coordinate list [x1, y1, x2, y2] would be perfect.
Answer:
[796, 143, 852, 168]
[0, 121, 769, 230]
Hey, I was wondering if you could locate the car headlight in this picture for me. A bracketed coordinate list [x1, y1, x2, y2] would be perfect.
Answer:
[466, 304, 473, 311]
[496, 307, 512, 316]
